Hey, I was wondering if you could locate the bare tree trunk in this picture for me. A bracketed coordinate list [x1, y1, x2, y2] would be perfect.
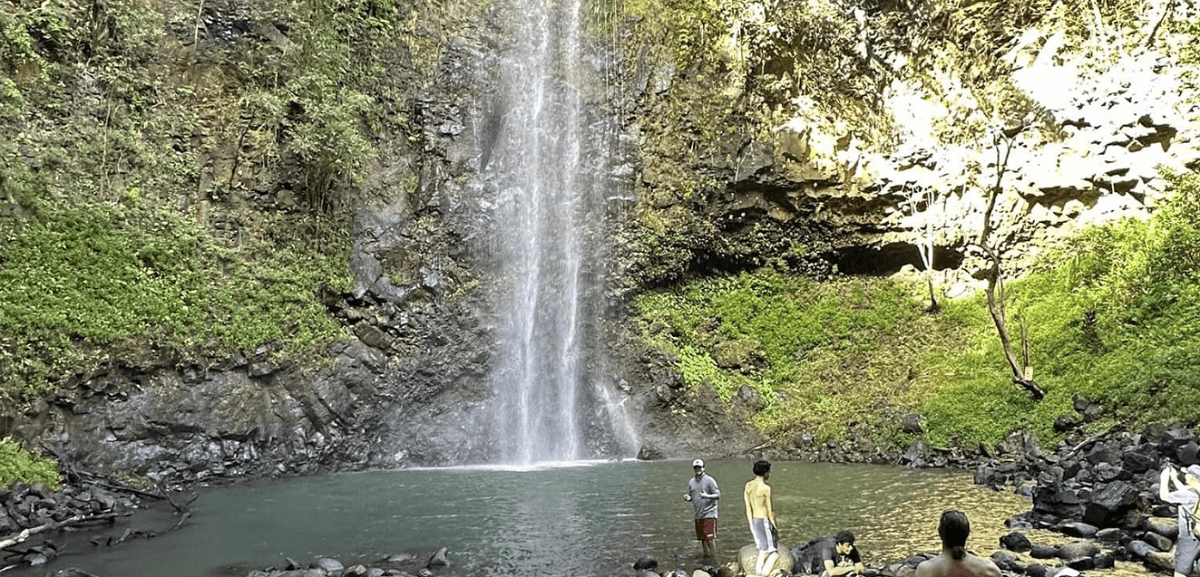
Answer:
[1141, 0, 1174, 49]
[980, 247, 1045, 400]
[975, 129, 1045, 400]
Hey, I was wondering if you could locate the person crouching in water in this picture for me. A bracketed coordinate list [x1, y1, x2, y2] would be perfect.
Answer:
[1160, 463, 1200, 577]
[914, 509, 1000, 577]
[820, 530, 865, 577]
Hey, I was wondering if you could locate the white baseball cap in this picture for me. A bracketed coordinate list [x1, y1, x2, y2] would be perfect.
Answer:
[1186, 464, 1200, 481]
[692, 459, 704, 467]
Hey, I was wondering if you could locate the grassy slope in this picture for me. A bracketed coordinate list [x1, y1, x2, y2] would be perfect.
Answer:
[636, 174, 1200, 450]
[0, 0, 437, 484]
[0, 0, 448, 403]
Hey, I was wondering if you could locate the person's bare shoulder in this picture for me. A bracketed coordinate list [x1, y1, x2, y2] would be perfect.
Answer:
[980, 556, 1002, 577]
[916, 556, 936, 575]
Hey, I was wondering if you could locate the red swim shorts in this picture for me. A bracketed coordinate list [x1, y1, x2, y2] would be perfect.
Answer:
[695, 517, 717, 541]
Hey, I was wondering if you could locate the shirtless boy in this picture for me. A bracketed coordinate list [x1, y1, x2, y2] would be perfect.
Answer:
[744, 460, 778, 577]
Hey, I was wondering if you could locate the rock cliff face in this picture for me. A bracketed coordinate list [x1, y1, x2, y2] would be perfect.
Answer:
[8, 0, 1200, 480]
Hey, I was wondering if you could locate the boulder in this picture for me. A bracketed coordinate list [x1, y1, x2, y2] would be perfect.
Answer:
[1146, 551, 1175, 572]
[1143, 516, 1179, 539]
[1127, 539, 1160, 558]
[1140, 531, 1173, 552]
[999, 531, 1032, 552]
[1025, 564, 1048, 577]
[1081, 481, 1139, 527]
[1057, 541, 1100, 560]
[315, 557, 345, 573]
[1058, 522, 1099, 538]
[427, 547, 450, 567]
[739, 543, 794, 576]
[990, 551, 1024, 573]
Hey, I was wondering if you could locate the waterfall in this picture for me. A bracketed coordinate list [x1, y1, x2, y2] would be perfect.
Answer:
[478, 0, 632, 465]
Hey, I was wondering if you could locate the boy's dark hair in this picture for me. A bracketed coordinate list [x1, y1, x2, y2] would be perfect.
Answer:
[835, 530, 856, 545]
[753, 459, 771, 477]
[938, 509, 970, 560]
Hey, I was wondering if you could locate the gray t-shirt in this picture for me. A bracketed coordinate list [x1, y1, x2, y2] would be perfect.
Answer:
[688, 473, 720, 519]
[1165, 487, 1200, 536]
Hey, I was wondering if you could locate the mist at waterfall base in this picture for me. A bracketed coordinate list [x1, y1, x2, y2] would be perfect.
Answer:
[22, 461, 1035, 577]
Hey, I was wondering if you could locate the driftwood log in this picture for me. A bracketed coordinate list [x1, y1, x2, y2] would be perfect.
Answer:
[0, 512, 119, 551]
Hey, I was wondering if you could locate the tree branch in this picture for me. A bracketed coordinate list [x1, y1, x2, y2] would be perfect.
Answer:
[0, 513, 119, 551]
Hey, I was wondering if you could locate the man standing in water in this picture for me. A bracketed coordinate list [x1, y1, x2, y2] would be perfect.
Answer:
[914, 510, 1001, 577]
[684, 459, 721, 558]
[744, 459, 779, 577]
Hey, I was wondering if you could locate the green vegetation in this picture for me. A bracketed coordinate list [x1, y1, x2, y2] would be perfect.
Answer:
[0, 438, 60, 489]
[922, 172, 1200, 446]
[0, 196, 351, 401]
[638, 270, 946, 442]
[637, 173, 1200, 450]
[0, 0, 441, 402]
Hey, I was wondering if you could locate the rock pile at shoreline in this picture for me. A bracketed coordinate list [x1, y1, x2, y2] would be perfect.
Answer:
[0, 480, 143, 570]
[967, 421, 1198, 574]
[227, 549, 465, 577]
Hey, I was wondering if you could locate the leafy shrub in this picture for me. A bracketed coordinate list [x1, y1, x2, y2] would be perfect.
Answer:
[637, 270, 948, 442]
[0, 200, 350, 401]
[0, 438, 60, 489]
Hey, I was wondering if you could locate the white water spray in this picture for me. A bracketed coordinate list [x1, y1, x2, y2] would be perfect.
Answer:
[481, 0, 633, 465]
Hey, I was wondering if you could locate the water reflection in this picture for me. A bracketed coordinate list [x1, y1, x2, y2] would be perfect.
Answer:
[13, 460, 1150, 577]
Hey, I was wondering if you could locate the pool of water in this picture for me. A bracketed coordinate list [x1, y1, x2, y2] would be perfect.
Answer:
[15, 460, 1040, 577]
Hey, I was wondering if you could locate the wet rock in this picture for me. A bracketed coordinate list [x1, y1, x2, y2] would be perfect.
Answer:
[1140, 530, 1173, 552]
[1127, 539, 1159, 558]
[1094, 527, 1127, 543]
[738, 543, 793, 575]
[633, 556, 659, 570]
[1029, 544, 1059, 559]
[1057, 521, 1098, 538]
[999, 531, 1032, 552]
[1146, 550, 1175, 571]
[1143, 516, 1178, 539]
[990, 551, 1024, 573]
[1081, 480, 1139, 527]
[427, 546, 450, 567]
[315, 557, 345, 572]
[637, 443, 666, 460]
[45, 570, 102, 577]
[1025, 564, 1048, 577]
[902, 414, 923, 434]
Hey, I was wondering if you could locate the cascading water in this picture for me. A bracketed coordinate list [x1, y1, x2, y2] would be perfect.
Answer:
[477, 0, 633, 465]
